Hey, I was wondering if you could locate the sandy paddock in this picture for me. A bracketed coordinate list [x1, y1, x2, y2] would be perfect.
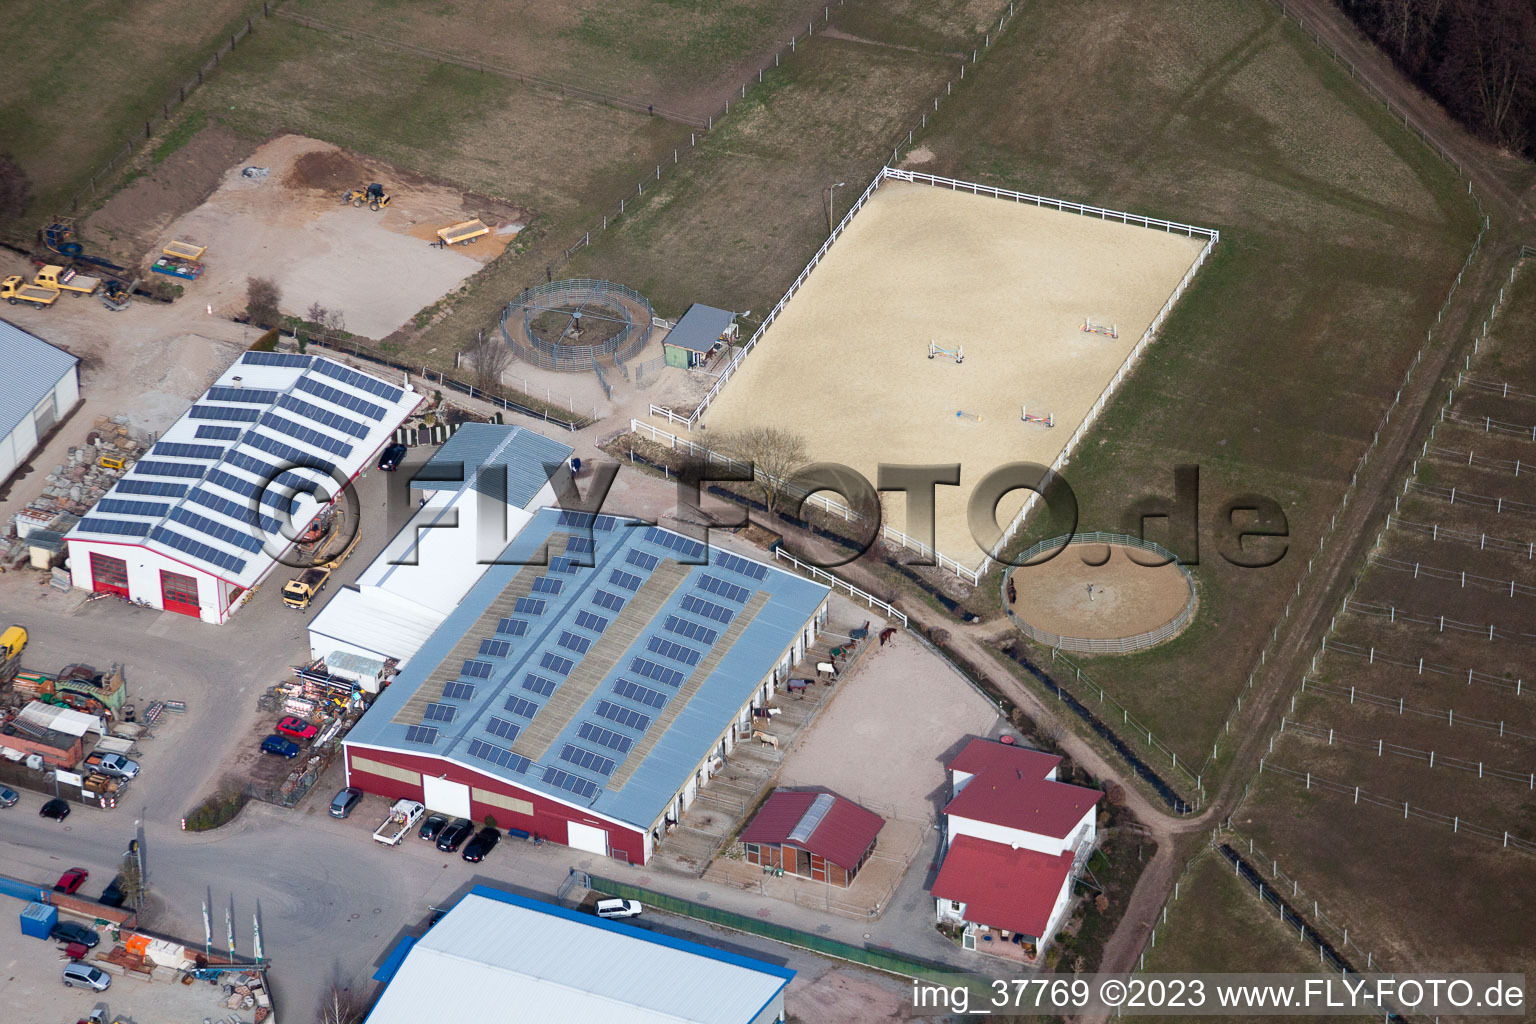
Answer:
[692, 180, 1207, 570]
[1007, 542, 1194, 641]
[150, 135, 526, 339]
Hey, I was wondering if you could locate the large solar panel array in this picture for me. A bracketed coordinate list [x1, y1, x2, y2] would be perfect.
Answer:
[195, 425, 245, 442]
[259, 413, 354, 458]
[77, 516, 149, 537]
[150, 525, 247, 574]
[98, 498, 170, 519]
[241, 351, 313, 369]
[207, 385, 280, 404]
[189, 404, 261, 422]
[133, 460, 208, 479]
[294, 376, 387, 420]
[168, 506, 263, 554]
[310, 358, 405, 403]
[277, 394, 370, 439]
[115, 479, 187, 498]
[153, 441, 226, 461]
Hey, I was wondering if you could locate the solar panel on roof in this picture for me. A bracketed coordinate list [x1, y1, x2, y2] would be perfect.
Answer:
[310, 359, 404, 402]
[560, 743, 616, 776]
[204, 468, 260, 500]
[189, 404, 261, 422]
[404, 724, 439, 745]
[531, 576, 563, 595]
[496, 617, 529, 637]
[625, 549, 659, 572]
[542, 766, 599, 799]
[613, 678, 667, 708]
[460, 660, 493, 680]
[714, 549, 771, 581]
[423, 702, 457, 723]
[664, 615, 718, 646]
[206, 385, 280, 404]
[578, 721, 633, 754]
[556, 631, 591, 655]
[479, 638, 513, 658]
[467, 737, 530, 773]
[277, 393, 370, 439]
[246, 432, 337, 475]
[259, 413, 354, 458]
[644, 526, 706, 561]
[78, 516, 150, 537]
[115, 479, 188, 498]
[153, 441, 226, 461]
[591, 590, 625, 613]
[565, 536, 594, 555]
[188, 487, 280, 534]
[540, 652, 574, 676]
[294, 376, 387, 420]
[608, 569, 642, 592]
[442, 680, 477, 700]
[150, 526, 247, 574]
[548, 555, 580, 574]
[645, 635, 701, 667]
[574, 610, 608, 633]
[629, 657, 685, 687]
[557, 510, 595, 529]
[134, 460, 208, 479]
[224, 449, 280, 480]
[195, 425, 244, 442]
[503, 694, 539, 718]
[681, 594, 734, 624]
[98, 498, 170, 519]
[522, 673, 557, 697]
[594, 515, 618, 532]
[169, 506, 263, 553]
[241, 351, 312, 368]
[486, 717, 520, 742]
[513, 597, 547, 615]
[594, 699, 651, 731]
[696, 573, 751, 604]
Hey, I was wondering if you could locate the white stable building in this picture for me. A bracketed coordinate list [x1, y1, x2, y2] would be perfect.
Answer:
[0, 320, 80, 487]
[64, 351, 420, 623]
[306, 423, 573, 680]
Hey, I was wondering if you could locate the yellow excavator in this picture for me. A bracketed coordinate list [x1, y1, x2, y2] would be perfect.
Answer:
[341, 182, 390, 211]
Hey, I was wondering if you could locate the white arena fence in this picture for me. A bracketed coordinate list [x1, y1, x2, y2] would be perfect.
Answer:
[1003, 533, 1197, 654]
[650, 167, 1219, 583]
[772, 548, 907, 627]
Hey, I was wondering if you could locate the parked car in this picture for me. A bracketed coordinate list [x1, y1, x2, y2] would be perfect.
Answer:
[54, 868, 89, 894]
[595, 898, 643, 919]
[275, 715, 319, 741]
[260, 735, 300, 758]
[377, 443, 408, 472]
[61, 962, 111, 990]
[461, 826, 501, 863]
[0, 785, 18, 807]
[50, 921, 100, 948]
[329, 787, 363, 819]
[39, 798, 70, 821]
[435, 818, 474, 853]
[98, 876, 127, 908]
[418, 813, 448, 842]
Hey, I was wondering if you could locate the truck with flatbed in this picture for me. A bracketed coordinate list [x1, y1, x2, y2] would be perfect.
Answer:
[282, 567, 331, 610]
[373, 799, 425, 846]
[281, 508, 358, 609]
[33, 264, 100, 297]
[1, 276, 58, 308]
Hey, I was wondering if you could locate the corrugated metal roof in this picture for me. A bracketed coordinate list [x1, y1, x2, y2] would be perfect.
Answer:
[346, 507, 829, 829]
[663, 304, 735, 353]
[0, 320, 78, 440]
[944, 737, 1101, 838]
[366, 888, 791, 1024]
[930, 836, 1074, 939]
[65, 352, 421, 587]
[740, 789, 884, 871]
[413, 422, 571, 506]
[310, 588, 445, 666]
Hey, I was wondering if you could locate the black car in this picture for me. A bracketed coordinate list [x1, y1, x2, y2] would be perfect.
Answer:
[377, 443, 408, 472]
[98, 876, 127, 908]
[461, 826, 501, 863]
[435, 818, 474, 853]
[39, 798, 70, 821]
[418, 813, 448, 842]
[50, 921, 100, 948]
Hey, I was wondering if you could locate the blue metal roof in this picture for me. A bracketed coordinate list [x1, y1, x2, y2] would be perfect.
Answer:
[412, 423, 572, 506]
[0, 320, 78, 441]
[347, 507, 828, 829]
[663, 304, 736, 353]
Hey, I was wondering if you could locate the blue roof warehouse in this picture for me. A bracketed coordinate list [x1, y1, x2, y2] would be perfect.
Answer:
[343, 507, 830, 864]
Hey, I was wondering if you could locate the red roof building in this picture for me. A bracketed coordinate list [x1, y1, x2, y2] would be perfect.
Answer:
[740, 790, 884, 888]
[930, 836, 1075, 939]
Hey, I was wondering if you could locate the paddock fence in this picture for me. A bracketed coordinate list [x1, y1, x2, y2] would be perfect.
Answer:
[1316, 635, 1528, 694]
[1294, 675, 1536, 743]
[1277, 716, 1536, 789]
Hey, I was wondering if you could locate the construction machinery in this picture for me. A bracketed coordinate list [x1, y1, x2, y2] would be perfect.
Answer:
[100, 277, 137, 312]
[1, 276, 58, 308]
[282, 507, 359, 610]
[342, 182, 390, 211]
[33, 264, 100, 297]
[41, 221, 126, 273]
[0, 625, 27, 686]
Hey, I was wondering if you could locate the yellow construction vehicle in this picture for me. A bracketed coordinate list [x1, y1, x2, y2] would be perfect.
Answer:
[0, 625, 28, 685]
[341, 182, 390, 211]
[1, 276, 59, 308]
[33, 264, 100, 297]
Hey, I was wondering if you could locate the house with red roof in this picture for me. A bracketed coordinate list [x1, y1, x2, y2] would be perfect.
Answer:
[930, 737, 1102, 960]
[740, 789, 884, 888]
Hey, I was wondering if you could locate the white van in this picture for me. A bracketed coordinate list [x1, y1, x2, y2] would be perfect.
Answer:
[62, 962, 111, 991]
[595, 898, 642, 919]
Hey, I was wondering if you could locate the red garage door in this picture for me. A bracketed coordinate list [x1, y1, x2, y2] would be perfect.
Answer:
[89, 553, 129, 598]
[160, 570, 201, 618]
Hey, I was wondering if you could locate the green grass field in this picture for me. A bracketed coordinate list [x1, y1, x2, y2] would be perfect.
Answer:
[0, 0, 261, 227]
[907, 0, 1480, 767]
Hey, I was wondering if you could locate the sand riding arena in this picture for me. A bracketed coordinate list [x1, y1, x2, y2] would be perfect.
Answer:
[1005, 534, 1197, 653]
[665, 170, 1217, 579]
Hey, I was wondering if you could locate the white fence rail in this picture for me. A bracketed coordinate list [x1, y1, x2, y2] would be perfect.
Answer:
[772, 548, 906, 626]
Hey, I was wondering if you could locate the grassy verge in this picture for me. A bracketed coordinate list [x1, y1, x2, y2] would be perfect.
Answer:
[184, 782, 250, 832]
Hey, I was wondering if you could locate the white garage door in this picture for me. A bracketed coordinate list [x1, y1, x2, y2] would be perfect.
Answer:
[567, 822, 609, 856]
[422, 776, 471, 819]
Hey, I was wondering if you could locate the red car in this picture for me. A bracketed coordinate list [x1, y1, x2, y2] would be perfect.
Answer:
[275, 716, 318, 741]
[53, 868, 89, 894]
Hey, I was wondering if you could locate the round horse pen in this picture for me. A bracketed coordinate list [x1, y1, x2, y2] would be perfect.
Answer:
[500, 278, 655, 371]
[1004, 533, 1196, 653]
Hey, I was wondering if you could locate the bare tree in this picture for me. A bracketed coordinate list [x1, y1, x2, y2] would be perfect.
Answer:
[325, 309, 347, 337]
[713, 426, 811, 519]
[245, 276, 281, 329]
[306, 301, 329, 328]
[318, 983, 368, 1024]
[468, 329, 511, 393]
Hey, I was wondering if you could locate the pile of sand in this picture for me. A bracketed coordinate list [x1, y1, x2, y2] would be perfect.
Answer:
[285, 149, 374, 192]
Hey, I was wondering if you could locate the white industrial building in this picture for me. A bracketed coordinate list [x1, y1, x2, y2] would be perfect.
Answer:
[369, 887, 792, 1024]
[64, 351, 420, 623]
[306, 422, 572, 680]
[0, 320, 80, 487]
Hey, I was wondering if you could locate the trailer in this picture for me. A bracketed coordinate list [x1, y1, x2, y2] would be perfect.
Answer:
[435, 219, 489, 247]
[162, 240, 206, 262]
